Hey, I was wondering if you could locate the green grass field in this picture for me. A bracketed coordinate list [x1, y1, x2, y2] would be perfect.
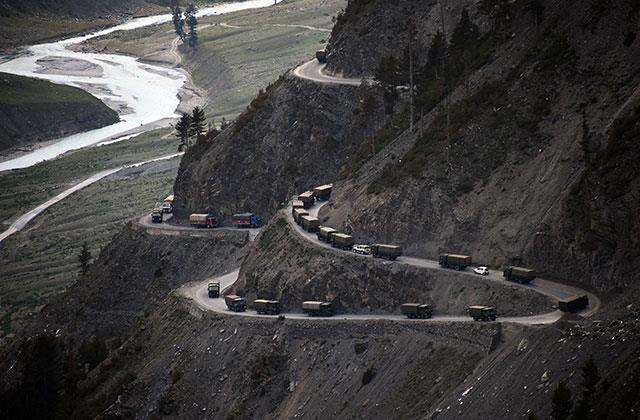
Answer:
[0, 156, 179, 340]
[0, 72, 112, 105]
[0, 128, 176, 224]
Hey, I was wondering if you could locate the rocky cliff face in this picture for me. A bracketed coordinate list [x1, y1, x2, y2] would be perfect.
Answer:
[233, 215, 553, 316]
[320, 0, 640, 292]
[172, 75, 387, 223]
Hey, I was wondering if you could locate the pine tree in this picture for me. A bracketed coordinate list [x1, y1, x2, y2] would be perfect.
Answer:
[186, 3, 198, 49]
[551, 380, 573, 420]
[78, 242, 91, 275]
[175, 112, 192, 151]
[426, 30, 446, 79]
[190, 106, 206, 139]
[171, 5, 184, 40]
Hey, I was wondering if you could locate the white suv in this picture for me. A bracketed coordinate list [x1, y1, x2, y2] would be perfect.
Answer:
[473, 266, 489, 275]
[352, 244, 372, 255]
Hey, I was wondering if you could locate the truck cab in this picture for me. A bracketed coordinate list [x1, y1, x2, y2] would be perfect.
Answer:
[207, 281, 220, 298]
[162, 194, 174, 213]
[151, 206, 163, 223]
[225, 295, 247, 312]
[468, 305, 497, 321]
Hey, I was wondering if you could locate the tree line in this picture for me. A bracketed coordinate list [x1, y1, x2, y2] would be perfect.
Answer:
[171, 1, 198, 49]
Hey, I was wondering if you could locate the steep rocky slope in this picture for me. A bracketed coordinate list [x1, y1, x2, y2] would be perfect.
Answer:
[320, 0, 640, 293]
[172, 75, 386, 223]
[22, 222, 249, 347]
[89, 295, 498, 419]
[233, 215, 553, 316]
[0, 72, 119, 152]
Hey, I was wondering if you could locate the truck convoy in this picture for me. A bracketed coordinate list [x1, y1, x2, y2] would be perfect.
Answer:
[190, 213, 217, 228]
[253, 299, 281, 315]
[151, 205, 163, 223]
[371, 244, 402, 260]
[298, 191, 315, 209]
[558, 295, 589, 313]
[293, 208, 309, 224]
[503, 266, 536, 284]
[468, 305, 497, 321]
[225, 295, 247, 312]
[316, 49, 327, 63]
[317, 226, 337, 242]
[313, 184, 333, 201]
[401, 303, 433, 319]
[439, 253, 472, 270]
[232, 213, 262, 228]
[292, 200, 305, 212]
[208, 281, 220, 298]
[162, 194, 174, 213]
[332, 233, 355, 250]
[301, 215, 320, 232]
[302, 301, 333, 317]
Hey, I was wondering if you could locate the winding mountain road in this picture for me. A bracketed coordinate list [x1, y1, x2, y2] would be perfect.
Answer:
[166, 198, 599, 325]
[293, 59, 362, 86]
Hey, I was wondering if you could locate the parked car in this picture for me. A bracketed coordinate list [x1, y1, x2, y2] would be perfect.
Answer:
[352, 244, 372, 255]
[473, 266, 490, 275]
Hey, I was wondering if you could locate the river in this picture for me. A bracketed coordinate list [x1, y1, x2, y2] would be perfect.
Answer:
[0, 0, 281, 172]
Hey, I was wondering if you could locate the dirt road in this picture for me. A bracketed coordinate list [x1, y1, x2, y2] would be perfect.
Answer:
[0, 152, 183, 244]
[293, 59, 362, 86]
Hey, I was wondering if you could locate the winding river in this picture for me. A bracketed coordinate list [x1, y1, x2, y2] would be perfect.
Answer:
[0, 0, 282, 172]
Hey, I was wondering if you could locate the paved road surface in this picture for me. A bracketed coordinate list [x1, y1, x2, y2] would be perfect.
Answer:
[293, 59, 362, 86]
[0, 152, 182, 244]
[177, 199, 599, 325]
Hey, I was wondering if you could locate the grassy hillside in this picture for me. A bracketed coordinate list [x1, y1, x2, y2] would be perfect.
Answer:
[0, 128, 179, 338]
[0, 73, 119, 151]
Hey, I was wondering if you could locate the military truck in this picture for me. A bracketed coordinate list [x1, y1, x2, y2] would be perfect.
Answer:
[316, 49, 327, 63]
[253, 299, 281, 315]
[292, 200, 305, 213]
[332, 233, 355, 250]
[207, 281, 220, 298]
[162, 194, 174, 213]
[372, 244, 402, 260]
[317, 226, 337, 242]
[190, 213, 217, 228]
[401, 303, 433, 319]
[468, 305, 497, 321]
[225, 295, 247, 312]
[558, 295, 589, 313]
[151, 205, 163, 223]
[298, 191, 315, 209]
[503, 266, 536, 284]
[439, 253, 472, 270]
[301, 215, 320, 232]
[293, 208, 309, 224]
[313, 184, 333, 201]
[302, 301, 333, 317]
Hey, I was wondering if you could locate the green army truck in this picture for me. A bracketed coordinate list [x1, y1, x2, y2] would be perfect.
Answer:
[292, 200, 305, 213]
[468, 305, 497, 321]
[151, 205, 163, 223]
[401, 303, 433, 319]
[293, 208, 309, 224]
[301, 215, 320, 232]
[372, 244, 402, 260]
[439, 253, 472, 270]
[332, 233, 355, 250]
[253, 299, 281, 315]
[317, 226, 337, 242]
[207, 280, 220, 298]
[313, 184, 333, 201]
[503, 266, 536, 284]
[225, 295, 247, 312]
[559, 295, 589, 313]
[297, 191, 315, 209]
[302, 301, 333, 317]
